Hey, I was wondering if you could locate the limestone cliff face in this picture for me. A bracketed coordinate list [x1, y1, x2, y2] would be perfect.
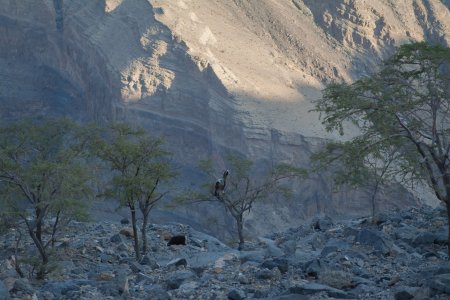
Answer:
[1, 0, 449, 238]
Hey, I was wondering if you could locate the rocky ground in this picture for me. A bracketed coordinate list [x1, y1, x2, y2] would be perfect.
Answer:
[0, 203, 449, 300]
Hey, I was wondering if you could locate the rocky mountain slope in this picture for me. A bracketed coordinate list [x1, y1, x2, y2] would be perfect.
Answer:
[0, 203, 449, 299]
[1, 0, 450, 237]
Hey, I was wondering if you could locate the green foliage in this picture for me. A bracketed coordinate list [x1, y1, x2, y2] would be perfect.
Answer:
[313, 41, 450, 254]
[92, 122, 176, 259]
[0, 118, 93, 214]
[194, 154, 304, 248]
[313, 41, 450, 195]
[0, 118, 93, 278]
[93, 122, 174, 207]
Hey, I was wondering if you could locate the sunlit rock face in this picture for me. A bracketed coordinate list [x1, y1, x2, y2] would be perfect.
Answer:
[1, 0, 449, 239]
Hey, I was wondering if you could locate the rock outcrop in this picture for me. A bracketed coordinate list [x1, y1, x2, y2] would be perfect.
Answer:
[1, 0, 449, 237]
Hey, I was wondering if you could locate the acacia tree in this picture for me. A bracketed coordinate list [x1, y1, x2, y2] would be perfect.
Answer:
[0, 118, 92, 279]
[313, 42, 450, 257]
[93, 123, 175, 261]
[192, 155, 304, 250]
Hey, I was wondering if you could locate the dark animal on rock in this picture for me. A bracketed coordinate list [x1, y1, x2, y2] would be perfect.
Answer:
[214, 170, 229, 197]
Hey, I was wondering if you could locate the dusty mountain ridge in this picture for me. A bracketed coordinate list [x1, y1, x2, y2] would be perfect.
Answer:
[0, 0, 449, 235]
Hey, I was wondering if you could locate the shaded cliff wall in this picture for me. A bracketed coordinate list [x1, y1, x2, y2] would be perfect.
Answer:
[2, 0, 449, 240]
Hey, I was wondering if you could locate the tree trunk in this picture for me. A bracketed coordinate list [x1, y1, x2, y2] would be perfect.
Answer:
[237, 217, 244, 251]
[36, 253, 49, 280]
[142, 207, 150, 254]
[27, 221, 48, 279]
[447, 201, 450, 260]
[130, 206, 141, 262]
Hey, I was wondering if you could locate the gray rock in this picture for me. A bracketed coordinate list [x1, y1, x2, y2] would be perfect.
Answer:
[227, 288, 246, 300]
[110, 234, 124, 244]
[136, 272, 154, 283]
[178, 281, 199, 297]
[116, 242, 129, 252]
[120, 218, 130, 225]
[238, 273, 251, 284]
[394, 287, 416, 300]
[189, 229, 230, 252]
[12, 278, 34, 294]
[304, 259, 328, 278]
[261, 258, 289, 274]
[145, 285, 170, 300]
[116, 274, 129, 295]
[320, 238, 351, 257]
[0, 280, 9, 300]
[411, 232, 436, 247]
[434, 227, 448, 246]
[428, 273, 450, 294]
[258, 237, 284, 257]
[166, 270, 197, 290]
[310, 232, 327, 250]
[435, 262, 450, 275]
[279, 239, 296, 255]
[255, 268, 280, 280]
[41, 280, 90, 297]
[166, 258, 187, 269]
[129, 261, 145, 273]
[312, 216, 334, 231]
[265, 295, 309, 300]
[252, 289, 270, 298]
[373, 212, 390, 225]
[239, 250, 265, 263]
[140, 255, 160, 269]
[343, 227, 359, 238]
[97, 281, 120, 297]
[356, 229, 393, 255]
[289, 282, 352, 298]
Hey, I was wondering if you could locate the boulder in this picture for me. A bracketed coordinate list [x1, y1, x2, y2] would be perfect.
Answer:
[411, 232, 436, 247]
[129, 261, 145, 273]
[258, 237, 284, 257]
[40, 280, 91, 298]
[435, 262, 450, 275]
[166, 258, 187, 270]
[320, 238, 351, 257]
[304, 259, 328, 278]
[355, 229, 394, 255]
[116, 274, 129, 295]
[255, 268, 281, 280]
[11, 279, 34, 294]
[394, 287, 416, 300]
[312, 216, 334, 231]
[0, 280, 9, 300]
[140, 255, 160, 269]
[239, 250, 265, 264]
[166, 270, 197, 290]
[227, 288, 246, 300]
[288, 282, 352, 299]
[394, 225, 418, 244]
[145, 285, 170, 300]
[261, 258, 289, 274]
[428, 273, 450, 294]
[110, 234, 124, 244]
